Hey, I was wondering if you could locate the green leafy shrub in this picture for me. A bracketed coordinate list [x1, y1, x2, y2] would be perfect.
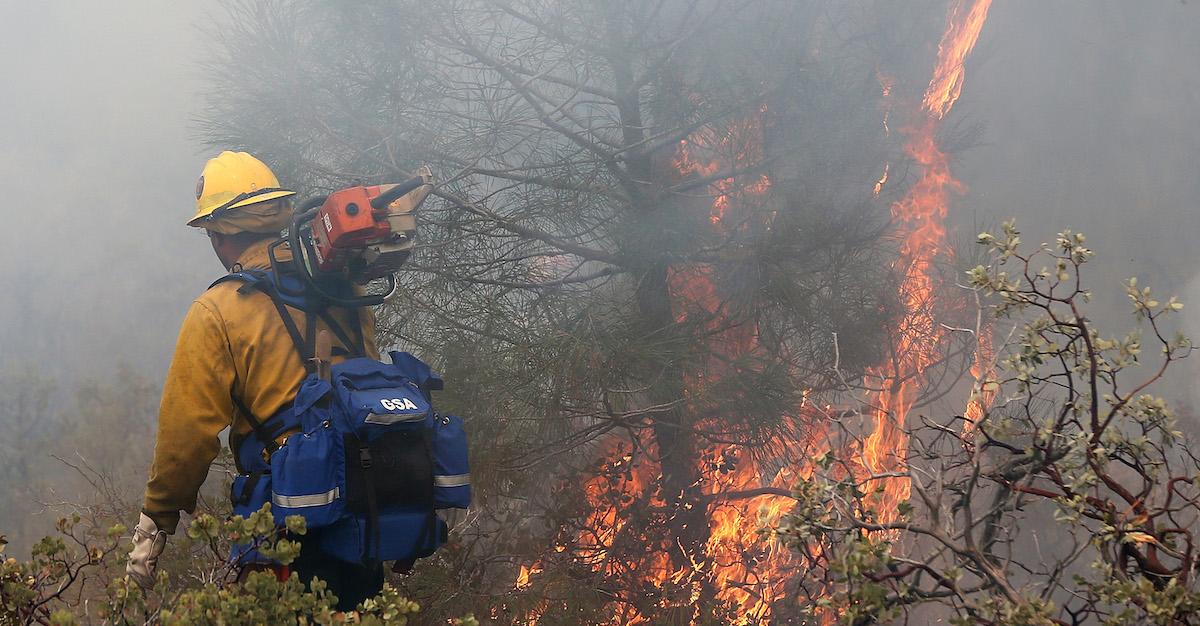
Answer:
[1, 504, 475, 625]
[777, 224, 1200, 625]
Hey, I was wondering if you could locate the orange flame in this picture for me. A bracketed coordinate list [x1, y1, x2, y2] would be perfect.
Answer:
[874, 163, 890, 197]
[863, 0, 992, 521]
[963, 326, 996, 434]
[674, 113, 772, 225]
[923, 0, 993, 119]
[515, 563, 539, 590]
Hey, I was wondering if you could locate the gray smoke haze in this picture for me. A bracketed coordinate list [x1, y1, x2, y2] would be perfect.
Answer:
[960, 0, 1200, 290]
[0, 1, 218, 384]
[952, 0, 1200, 406]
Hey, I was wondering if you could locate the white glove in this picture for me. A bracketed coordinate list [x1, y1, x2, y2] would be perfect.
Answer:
[126, 513, 168, 589]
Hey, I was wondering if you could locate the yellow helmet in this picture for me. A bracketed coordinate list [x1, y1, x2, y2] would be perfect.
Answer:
[190, 151, 296, 227]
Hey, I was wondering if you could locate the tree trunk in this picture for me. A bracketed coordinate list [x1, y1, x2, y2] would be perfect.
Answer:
[635, 262, 711, 596]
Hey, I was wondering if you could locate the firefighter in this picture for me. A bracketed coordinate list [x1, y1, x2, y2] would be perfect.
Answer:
[126, 151, 384, 607]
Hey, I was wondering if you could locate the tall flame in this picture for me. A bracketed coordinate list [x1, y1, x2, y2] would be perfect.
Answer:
[863, 0, 992, 520]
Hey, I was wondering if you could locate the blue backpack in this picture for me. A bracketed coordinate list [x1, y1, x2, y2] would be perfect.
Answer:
[213, 270, 470, 566]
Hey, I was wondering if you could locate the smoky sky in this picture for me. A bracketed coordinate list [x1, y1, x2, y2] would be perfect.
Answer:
[957, 0, 1200, 287]
[950, 0, 1200, 405]
[0, 0, 1198, 396]
[0, 0, 218, 383]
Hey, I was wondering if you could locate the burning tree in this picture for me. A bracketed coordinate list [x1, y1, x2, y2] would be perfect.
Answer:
[780, 225, 1200, 625]
[201, 0, 981, 621]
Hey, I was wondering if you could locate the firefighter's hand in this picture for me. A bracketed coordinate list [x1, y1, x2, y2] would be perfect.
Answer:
[126, 513, 168, 589]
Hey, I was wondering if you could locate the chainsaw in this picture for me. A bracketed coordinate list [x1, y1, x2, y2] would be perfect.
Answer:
[268, 166, 434, 307]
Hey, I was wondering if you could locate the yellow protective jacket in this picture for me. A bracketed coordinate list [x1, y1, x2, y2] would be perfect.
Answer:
[142, 240, 377, 533]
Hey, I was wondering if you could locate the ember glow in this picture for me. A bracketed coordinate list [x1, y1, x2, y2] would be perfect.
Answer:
[674, 113, 772, 226]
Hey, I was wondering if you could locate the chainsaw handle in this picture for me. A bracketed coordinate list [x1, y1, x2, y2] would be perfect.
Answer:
[267, 239, 307, 299]
[287, 202, 323, 289]
[369, 175, 427, 211]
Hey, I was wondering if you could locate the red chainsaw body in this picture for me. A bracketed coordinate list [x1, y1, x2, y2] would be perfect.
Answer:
[311, 185, 391, 272]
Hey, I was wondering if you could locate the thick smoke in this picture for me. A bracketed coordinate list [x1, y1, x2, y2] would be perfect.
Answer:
[0, 1, 217, 383]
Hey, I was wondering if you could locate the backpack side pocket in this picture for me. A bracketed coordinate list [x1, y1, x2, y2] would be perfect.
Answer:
[431, 413, 471, 509]
[270, 421, 346, 528]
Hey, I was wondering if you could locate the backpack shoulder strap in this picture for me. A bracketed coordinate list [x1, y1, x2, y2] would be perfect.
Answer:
[209, 269, 365, 458]
[209, 269, 269, 293]
[209, 270, 307, 455]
